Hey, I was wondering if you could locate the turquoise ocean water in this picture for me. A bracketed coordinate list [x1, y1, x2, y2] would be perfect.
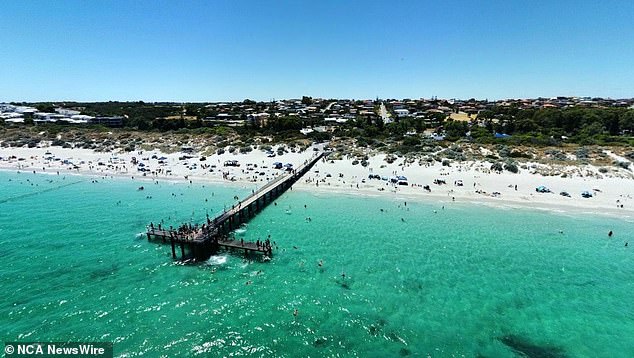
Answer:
[0, 170, 633, 357]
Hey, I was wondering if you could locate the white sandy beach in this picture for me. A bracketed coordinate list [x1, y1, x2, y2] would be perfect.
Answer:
[1, 144, 633, 219]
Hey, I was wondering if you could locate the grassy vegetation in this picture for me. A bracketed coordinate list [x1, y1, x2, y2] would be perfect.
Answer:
[2, 104, 633, 176]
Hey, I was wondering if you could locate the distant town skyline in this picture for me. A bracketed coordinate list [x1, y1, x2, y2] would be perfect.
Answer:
[1, 0, 633, 102]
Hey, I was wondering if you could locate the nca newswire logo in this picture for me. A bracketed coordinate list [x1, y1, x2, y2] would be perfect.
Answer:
[5, 342, 112, 357]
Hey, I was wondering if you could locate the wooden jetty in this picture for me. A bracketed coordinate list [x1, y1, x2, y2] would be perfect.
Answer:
[146, 151, 327, 261]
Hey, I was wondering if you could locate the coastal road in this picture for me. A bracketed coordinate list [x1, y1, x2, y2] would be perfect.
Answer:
[379, 102, 392, 124]
[322, 101, 337, 113]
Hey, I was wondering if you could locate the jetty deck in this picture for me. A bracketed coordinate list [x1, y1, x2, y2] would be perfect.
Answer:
[146, 151, 327, 260]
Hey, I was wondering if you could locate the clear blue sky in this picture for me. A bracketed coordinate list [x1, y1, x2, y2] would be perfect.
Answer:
[1, 0, 633, 102]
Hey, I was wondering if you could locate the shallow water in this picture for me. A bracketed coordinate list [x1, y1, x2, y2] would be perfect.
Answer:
[0, 170, 632, 357]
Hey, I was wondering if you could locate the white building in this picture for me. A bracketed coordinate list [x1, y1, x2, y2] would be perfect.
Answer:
[0, 112, 23, 120]
[33, 112, 69, 123]
[0, 103, 16, 112]
[394, 109, 410, 117]
[55, 108, 81, 116]
[324, 117, 348, 124]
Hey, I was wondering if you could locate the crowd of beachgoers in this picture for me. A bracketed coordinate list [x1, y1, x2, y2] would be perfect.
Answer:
[1, 141, 633, 219]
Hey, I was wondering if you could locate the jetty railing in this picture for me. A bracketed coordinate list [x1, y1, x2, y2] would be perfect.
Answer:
[146, 151, 327, 261]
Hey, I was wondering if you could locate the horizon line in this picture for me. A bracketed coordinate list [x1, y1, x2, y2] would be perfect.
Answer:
[3, 94, 634, 104]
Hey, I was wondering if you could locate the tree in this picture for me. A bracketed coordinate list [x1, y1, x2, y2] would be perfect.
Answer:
[514, 118, 538, 133]
[470, 126, 492, 141]
[444, 120, 468, 140]
[184, 104, 199, 117]
[580, 121, 604, 137]
[619, 110, 634, 133]
[268, 116, 303, 131]
[301, 96, 313, 105]
[428, 112, 447, 126]
[36, 103, 55, 113]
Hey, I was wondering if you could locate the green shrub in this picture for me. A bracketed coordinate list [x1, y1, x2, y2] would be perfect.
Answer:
[504, 161, 519, 173]
[615, 161, 630, 170]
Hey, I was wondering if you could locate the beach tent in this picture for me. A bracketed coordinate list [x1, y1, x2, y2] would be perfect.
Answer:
[581, 191, 593, 198]
[397, 175, 408, 181]
[495, 133, 511, 138]
[536, 185, 550, 193]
